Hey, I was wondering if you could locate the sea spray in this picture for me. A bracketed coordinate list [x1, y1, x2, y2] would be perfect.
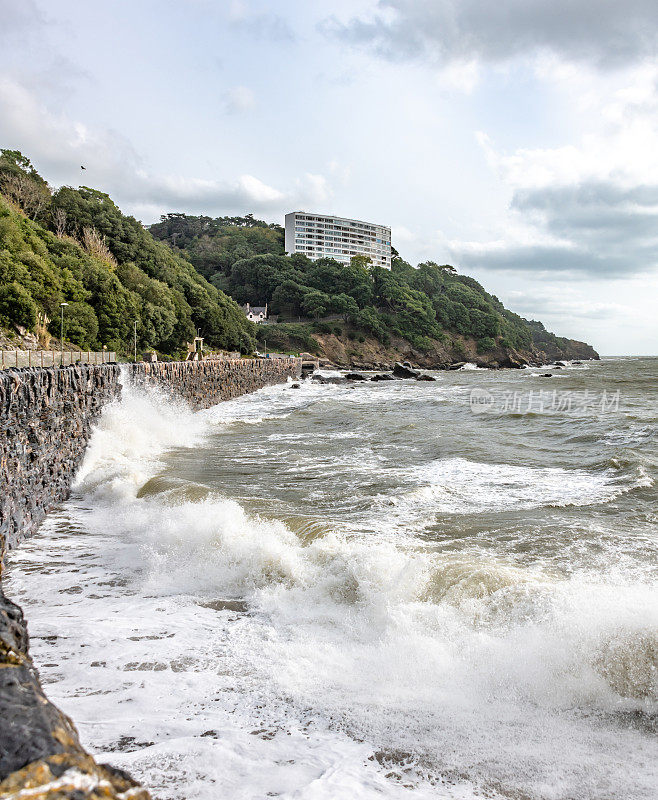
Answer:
[7, 357, 658, 799]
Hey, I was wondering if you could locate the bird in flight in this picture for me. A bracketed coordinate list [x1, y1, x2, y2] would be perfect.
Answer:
[80, 165, 86, 170]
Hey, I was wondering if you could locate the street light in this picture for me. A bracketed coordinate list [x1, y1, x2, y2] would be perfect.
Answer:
[60, 302, 68, 367]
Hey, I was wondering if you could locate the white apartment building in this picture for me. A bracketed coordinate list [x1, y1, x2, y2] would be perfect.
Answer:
[284, 212, 392, 268]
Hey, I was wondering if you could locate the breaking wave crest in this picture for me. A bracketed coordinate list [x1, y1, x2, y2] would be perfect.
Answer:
[9, 360, 658, 800]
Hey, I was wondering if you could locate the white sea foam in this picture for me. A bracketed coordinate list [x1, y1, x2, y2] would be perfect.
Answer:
[7, 369, 658, 800]
[379, 457, 633, 517]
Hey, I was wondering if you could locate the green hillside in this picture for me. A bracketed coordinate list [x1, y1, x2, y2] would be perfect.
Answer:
[150, 213, 589, 360]
[0, 148, 597, 364]
[0, 150, 255, 355]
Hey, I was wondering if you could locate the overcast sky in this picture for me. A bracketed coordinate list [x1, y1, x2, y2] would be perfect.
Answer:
[2, 0, 657, 355]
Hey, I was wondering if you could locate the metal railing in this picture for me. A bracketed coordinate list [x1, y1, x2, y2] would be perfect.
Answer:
[0, 350, 117, 369]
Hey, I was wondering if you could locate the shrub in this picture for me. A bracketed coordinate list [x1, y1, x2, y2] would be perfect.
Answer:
[59, 301, 99, 349]
[0, 281, 38, 329]
[477, 337, 496, 353]
[312, 321, 333, 334]
[358, 335, 365, 343]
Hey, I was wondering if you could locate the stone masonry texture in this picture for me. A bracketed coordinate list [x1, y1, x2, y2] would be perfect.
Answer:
[0, 358, 301, 798]
[127, 357, 302, 410]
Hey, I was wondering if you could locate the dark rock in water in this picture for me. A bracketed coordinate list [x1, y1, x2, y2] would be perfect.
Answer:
[345, 372, 368, 381]
[499, 356, 526, 369]
[540, 373, 553, 377]
[553, 365, 563, 370]
[475, 360, 491, 369]
[416, 374, 436, 381]
[290, 383, 300, 389]
[371, 374, 395, 381]
[555, 361, 569, 367]
[311, 374, 345, 384]
[448, 361, 467, 371]
[198, 598, 249, 613]
[0, 588, 150, 796]
[573, 361, 583, 365]
[393, 362, 420, 379]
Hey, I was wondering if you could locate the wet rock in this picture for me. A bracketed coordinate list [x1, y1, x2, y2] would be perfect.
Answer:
[370, 374, 395, 381]
[540, 373, 553, 377]
[415, 374, 436, 381]
[0, 588, 149, 796]
[345, 373, 368, 381]
[0, 753, 150, 799]
[392, 362, 419, 379]
[310, 374, 345, 384]
[289, 383, 300, 389]
[448, 361, 467, 370]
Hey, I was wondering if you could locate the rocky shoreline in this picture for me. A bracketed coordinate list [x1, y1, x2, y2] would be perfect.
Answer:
[308, 355, 596, 385]
[309, 328, 599, 373]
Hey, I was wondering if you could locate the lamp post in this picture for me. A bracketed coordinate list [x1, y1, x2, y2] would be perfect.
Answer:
[134, 320, 138, 363]
[59, 302, 68, 366]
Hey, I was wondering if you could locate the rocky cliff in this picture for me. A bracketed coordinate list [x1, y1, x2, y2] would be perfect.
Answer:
[310, 330, 599, 371]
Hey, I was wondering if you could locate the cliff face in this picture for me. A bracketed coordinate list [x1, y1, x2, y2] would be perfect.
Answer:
[309, 331, 599, 370]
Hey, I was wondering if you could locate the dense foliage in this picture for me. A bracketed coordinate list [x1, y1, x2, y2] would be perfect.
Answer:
[150, 213, 284, 279]
[150, 214, 538, 353]
[0, 151, 255, 354]
[0, 149, 577, 359]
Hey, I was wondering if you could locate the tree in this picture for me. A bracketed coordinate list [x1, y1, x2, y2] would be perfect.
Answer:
[330, 293, 359, 321]
[0, 281, 38, 329]
[60, 302, 99, 349]
[0, 150, 51, 220]
[301, 290, 330, 319]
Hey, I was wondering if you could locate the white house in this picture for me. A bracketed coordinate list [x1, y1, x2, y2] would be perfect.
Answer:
[243, 303, 268, 323]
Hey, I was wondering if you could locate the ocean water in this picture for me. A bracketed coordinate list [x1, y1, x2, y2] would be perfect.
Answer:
[6, 357, 658, 799]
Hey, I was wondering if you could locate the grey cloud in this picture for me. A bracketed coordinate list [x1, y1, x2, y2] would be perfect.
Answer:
[326, 0, 658, 68]
[0, 0, 43, 40]
[229, 12, 295, 43]
[454, 243, 630, 277]
[451, 178, 658, 278]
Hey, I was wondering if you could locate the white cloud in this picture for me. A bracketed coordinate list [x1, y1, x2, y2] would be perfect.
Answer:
[223, 85, 256, 114]
[446, 65, 658, 278]
[0, 77, 329, 221]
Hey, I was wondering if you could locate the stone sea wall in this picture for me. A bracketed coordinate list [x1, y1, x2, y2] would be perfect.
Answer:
[127, 357, 302, 410]
[0, 365, 122, 555]
[0, 357, 301, 798]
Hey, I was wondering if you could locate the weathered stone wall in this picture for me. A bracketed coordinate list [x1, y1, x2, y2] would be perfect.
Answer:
[0, 365, 121, 557]
[129, 357, 302, 410]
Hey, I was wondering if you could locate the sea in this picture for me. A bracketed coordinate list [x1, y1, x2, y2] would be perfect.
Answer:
[6, 357, 658, 800]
